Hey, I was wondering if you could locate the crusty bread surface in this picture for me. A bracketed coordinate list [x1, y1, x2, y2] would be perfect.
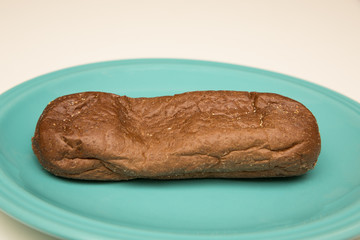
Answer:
[32, 91, 321, 180]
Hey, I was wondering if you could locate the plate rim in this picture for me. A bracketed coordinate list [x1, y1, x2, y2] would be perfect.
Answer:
[0, 58, 360, 240]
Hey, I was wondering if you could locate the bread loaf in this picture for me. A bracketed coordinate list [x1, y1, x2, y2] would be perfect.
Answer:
[32, 91, 321, 180]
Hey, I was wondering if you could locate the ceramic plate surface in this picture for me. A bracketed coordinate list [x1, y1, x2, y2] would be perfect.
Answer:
[0, 59, 359, 240]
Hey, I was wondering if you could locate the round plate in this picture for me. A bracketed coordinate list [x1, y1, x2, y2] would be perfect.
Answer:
[0, 59, 359, 240]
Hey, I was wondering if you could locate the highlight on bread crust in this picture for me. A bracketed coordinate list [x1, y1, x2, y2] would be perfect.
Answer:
[32, 91, 321, 180]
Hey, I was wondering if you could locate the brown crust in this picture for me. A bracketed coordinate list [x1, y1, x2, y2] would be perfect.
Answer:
[31, 91, 321, 180]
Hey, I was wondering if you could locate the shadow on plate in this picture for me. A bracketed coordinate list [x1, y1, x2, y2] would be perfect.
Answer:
[49, 171, 311, 187]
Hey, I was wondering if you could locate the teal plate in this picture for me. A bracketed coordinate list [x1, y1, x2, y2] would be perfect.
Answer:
[0, 59, 359, 240]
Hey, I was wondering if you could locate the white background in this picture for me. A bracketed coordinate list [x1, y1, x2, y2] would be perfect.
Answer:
[0, 0, 359, 239]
